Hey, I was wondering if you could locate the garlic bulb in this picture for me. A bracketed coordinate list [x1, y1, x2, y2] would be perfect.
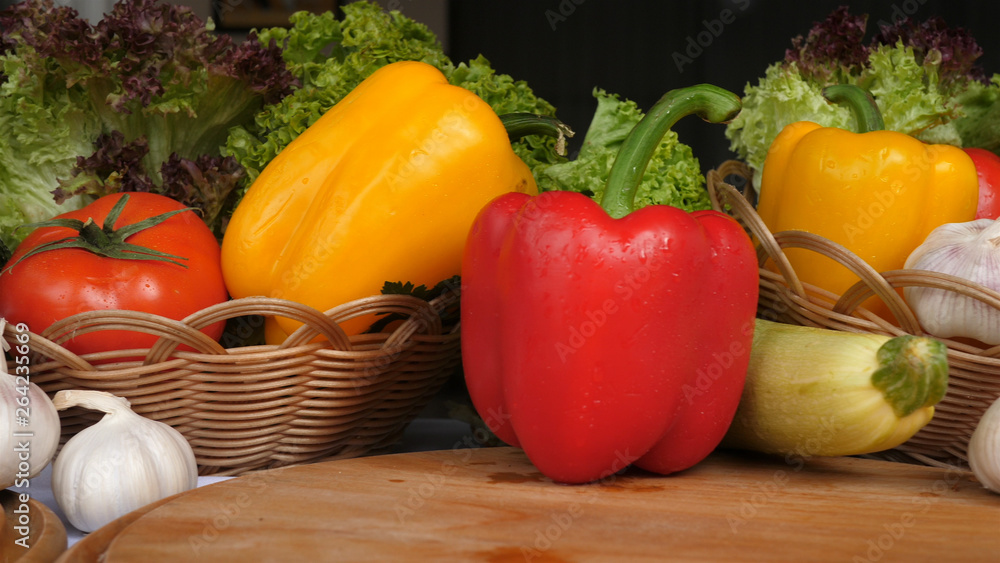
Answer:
[51, 389, 197, 533]
[969, 396, 1000, 494]
[0, 318, 61, 488]
[904, 219, 1000, 345]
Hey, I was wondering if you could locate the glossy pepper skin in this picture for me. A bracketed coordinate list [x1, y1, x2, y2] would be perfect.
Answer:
[221, 61, 538, 338]
[462, 86, 759, 484]
[757, 85, 979, 313]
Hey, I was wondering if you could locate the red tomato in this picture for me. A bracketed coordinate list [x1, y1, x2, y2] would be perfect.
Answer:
[0, 193, 229, 356]
[964, 148, 1000, 220]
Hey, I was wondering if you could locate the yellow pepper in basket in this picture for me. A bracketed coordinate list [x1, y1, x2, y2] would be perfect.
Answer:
[756, 84, 978, 319]
[221, 61, 555, 340]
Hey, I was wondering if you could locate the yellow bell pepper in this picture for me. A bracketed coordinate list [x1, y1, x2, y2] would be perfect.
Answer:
[221, 61, 547, 339]
[756, 85, 978, 318]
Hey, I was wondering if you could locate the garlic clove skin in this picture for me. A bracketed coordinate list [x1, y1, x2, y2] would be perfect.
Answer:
[904, 219, 1000, 345]
[0, 379, 61, 488]
[969, 396, 1000, 494]
[51, 389, 198, 533]
[0, 319, 61, 488]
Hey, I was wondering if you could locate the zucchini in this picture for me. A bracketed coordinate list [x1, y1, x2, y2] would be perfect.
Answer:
[721, 319, 949, 457]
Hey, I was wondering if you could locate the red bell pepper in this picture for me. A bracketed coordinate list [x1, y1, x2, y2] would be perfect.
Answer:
[964, 147, 1000, 220]
[461, 85, 759, 484]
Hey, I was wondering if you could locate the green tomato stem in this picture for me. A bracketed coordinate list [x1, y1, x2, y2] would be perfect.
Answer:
[600, 84, 742, 219]
[79, 218, 113, 248]
[3, 194, 191, 273]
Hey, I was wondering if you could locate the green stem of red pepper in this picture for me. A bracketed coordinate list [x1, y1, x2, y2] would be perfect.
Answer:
[600, 84, 742, 219]
[822, 84, 885, 133]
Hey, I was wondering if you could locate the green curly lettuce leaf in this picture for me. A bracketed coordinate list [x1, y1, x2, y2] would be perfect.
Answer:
[0, 51, 102, 250]
[953, 75, 1000, 154]
[862, 43, 960, 146]
[0, 0, 295, 247]
[725, 62, 852, 186]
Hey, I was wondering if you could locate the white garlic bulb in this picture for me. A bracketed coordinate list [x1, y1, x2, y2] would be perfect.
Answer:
[51, 389, 197, 533]
[0, 319, 61, 488]
[904, 219, 1000, 345]
[969, 396, 1000, 494]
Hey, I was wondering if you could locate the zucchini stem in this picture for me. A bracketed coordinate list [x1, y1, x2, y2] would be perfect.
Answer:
[871, 335, 949, 418]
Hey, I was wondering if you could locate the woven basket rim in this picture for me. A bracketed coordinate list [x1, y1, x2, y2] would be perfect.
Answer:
[4, 291, 460, 376]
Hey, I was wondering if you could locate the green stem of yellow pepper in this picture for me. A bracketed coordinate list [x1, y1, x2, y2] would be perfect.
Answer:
[500, 113, 575, 157]
[822, 84, 885, 133]
[599, 84, 742, 219]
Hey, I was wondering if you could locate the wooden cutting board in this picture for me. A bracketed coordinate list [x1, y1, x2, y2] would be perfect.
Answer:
[0, 489, 67, 563]
[58, 447, 999, 562]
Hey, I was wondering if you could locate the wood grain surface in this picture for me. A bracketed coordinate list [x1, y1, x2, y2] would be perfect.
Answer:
[57, 447, 1000, 562]
[0, 489, 67, 563]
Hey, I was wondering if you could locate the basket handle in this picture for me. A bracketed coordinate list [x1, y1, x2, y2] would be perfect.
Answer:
[838, 269, 1000, 344]
[384, 288, 460, 349]
[706, 160, 757, 208]
[39, 309, 228, 367]
[708, 176, 807, 298]
[769, 231, 923, 334]
[315, 293, 448, 351]
[146, 296, 355, 359]
[1, 322, 94, 372]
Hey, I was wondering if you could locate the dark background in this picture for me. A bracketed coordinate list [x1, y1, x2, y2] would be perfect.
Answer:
[446, 1, 1000, 171]
[5, 1, 999, 171]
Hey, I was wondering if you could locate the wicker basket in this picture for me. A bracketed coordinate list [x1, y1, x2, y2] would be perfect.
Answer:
[707, 160, 1000, 469]
[4, 291, 461, 476]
